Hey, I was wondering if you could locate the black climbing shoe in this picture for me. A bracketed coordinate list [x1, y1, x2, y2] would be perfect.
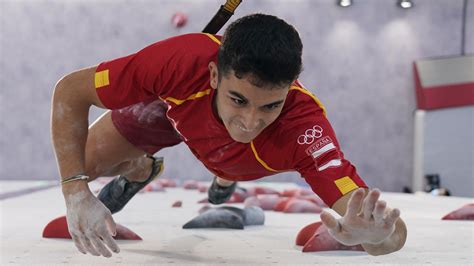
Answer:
[97, 156, 164, 214]
[208, 176, 237, 205]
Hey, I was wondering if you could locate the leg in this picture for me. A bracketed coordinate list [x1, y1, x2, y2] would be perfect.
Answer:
[216, 176, 235, 187]
[84, 111, 151, 182]
[87, 100, 183, 213]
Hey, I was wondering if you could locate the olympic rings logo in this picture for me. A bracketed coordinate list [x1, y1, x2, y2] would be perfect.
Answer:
[297, 125, 323, 145]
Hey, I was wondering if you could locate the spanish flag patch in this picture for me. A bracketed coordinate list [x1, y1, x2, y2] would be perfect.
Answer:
[95, 69, 110, 88]
[334, 176, 359, 195]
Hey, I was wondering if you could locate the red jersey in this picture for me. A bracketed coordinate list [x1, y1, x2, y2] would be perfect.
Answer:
[94, 33, 367, 207]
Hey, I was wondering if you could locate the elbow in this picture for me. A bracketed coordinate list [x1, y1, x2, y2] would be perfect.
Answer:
[51, 75, 74, 126]
[52, 71, 91, 110]
[52, 66, 103, 109]
[52, 73, 74, 103]
[52, 74, 69, 105]
[51, 75, 70, 116]
[51, 73, 92, 126]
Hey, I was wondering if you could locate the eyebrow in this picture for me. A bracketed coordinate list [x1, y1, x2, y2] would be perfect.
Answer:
[228, 90, 285, 107]
[229, 91, 248, 102]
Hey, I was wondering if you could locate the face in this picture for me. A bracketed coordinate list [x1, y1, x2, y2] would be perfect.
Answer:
[209, 62, 290, 143]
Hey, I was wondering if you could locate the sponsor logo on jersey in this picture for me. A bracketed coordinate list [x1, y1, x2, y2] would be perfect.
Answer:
[297, 125, 323, 145]
[305, 136, 334, 158]
[318, 159, 342, 171]
[305, 136, 342, 171]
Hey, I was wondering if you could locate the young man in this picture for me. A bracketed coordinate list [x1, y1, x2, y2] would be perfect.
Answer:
[51, 14, 407, 258]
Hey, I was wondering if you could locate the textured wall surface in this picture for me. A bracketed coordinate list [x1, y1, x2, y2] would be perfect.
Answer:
[423, 106, 474, 197]
[1, 0, 472, 192]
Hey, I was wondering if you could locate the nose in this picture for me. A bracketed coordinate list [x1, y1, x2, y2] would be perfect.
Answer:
[240, 108, 260, 131]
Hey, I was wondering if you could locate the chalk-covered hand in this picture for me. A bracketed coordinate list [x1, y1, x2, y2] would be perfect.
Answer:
[320, 188, 400, 246]
[65, 189, 120, 257]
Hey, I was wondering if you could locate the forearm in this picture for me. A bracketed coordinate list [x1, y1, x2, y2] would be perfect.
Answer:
[51, 77, 91, 194]
[362, 218, 407, 256]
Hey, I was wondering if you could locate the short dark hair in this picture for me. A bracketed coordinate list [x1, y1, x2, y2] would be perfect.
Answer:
[217, 13, 303, 88]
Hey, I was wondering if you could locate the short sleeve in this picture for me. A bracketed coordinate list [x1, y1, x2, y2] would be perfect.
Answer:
[283, 86, 368, 208]
[292, 115, 368, 207]
[94, 34, 212, 110]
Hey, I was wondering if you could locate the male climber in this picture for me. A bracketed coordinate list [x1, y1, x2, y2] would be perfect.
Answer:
[51, 14, 407, 257]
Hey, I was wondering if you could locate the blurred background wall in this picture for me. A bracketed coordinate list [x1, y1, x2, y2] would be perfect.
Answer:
[1, 0, 472, 194]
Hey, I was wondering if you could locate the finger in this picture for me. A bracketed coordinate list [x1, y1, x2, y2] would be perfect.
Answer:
[105, 213, 117, 236]
[89, 234, 112, 258]
[345, 188, 365, 217]
[320, 211, 341, 232]
[363, 189, 380, 220]
[80, 235, 100, 256]
[100, 231, 120, 254]
[70, 233, 87, 254]
[384, 208, 400, 227]
[373, 200, 386, 225]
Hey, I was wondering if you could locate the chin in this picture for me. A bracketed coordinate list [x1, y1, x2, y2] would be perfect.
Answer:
[230, 130, 260, 143]
[230, 134, 253, 143]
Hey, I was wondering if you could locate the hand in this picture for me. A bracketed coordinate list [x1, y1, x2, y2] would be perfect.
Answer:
[320, 188, 400, 246]
[65, 189, 120, 257]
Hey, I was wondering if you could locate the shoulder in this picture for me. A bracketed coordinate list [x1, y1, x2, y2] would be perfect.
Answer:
[143, 33, 221, 56]
[129, 33, 221, 70]
[274, 80, 328, 133]
[256, 82, 336, 168]
[285, 81, 326, 118]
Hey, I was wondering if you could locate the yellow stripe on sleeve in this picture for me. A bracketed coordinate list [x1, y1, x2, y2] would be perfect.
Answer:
[95, 69, 110, 89]
[334, 176, 359, 195]
[162, 89, 212, 105]
[290, 86, 327, 117]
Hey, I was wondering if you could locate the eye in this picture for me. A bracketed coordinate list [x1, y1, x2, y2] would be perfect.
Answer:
[263, 104, 281, 111]
[231, 97, 246, 106]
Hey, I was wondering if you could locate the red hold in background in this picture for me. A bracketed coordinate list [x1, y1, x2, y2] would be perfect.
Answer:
[172, 12, 188, 28]
[183, 180, 199, 190]
[441, 203, 474, 220]
[42, 216, 142, 240]
[172, 201, 183, 207]
[296, 221, 364, 252]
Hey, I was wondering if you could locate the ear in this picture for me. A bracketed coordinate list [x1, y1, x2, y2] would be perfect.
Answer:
[208, 62, 218, 89]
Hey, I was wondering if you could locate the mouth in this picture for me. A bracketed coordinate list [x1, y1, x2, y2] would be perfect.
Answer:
[237, 125, 254, 133]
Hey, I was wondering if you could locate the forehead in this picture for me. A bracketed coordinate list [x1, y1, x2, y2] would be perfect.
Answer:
[220, 72, 289, 103]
